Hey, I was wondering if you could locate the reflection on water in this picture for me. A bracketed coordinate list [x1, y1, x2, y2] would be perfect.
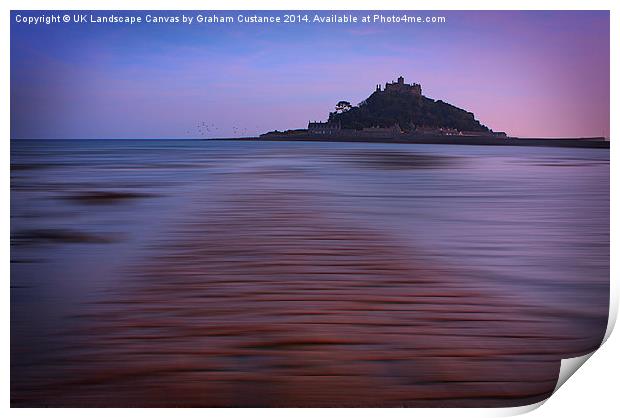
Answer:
[11, 139, 609, 407]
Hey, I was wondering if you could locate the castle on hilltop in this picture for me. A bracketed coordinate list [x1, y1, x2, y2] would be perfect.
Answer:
[376, 76, 422, 96]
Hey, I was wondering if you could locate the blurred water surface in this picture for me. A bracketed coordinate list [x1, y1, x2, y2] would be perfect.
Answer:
[11, 139, 609, 407]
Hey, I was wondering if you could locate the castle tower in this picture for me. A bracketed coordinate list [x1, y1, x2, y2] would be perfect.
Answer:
[397, 76, 404, 84]
[412, 83, 422, 96]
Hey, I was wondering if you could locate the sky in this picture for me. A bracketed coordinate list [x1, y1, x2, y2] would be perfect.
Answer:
[11, 10, 610, 139]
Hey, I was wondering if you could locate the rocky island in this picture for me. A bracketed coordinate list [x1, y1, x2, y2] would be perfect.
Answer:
[260, 76, 608, 148]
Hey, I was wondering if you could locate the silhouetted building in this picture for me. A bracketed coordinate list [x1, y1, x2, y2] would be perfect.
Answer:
[355, 124, 402, 138]
[377, 75, 422, 96]
[308, 121, 341, 135]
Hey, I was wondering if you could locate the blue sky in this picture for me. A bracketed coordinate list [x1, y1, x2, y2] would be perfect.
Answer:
[11, 10, 610, 138]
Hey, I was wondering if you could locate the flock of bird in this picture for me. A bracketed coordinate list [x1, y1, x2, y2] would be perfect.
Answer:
[188, 121, 257, 139]
[194, 121, 218, 137]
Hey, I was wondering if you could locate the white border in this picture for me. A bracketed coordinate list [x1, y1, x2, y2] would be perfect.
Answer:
[3, 1, 617, 417]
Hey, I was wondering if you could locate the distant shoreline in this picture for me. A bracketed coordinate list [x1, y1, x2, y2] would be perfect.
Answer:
[11, 137, 610, 149]
[208, 135, 610, 149]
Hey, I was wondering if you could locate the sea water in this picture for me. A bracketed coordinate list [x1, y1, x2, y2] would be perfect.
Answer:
[10, 139, 609, 407]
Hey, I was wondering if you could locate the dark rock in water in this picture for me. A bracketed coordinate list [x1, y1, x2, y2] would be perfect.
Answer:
[11, 163, 63, 171]
[346, 150, 457, 170]
[62, 191, 157, 205]
[12, 228, 118, 245]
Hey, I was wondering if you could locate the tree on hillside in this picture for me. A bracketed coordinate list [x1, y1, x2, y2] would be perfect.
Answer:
[335, 101, 352, 113]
